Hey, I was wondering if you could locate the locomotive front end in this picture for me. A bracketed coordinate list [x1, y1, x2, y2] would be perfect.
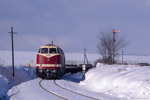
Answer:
[36, 44, 65, 79]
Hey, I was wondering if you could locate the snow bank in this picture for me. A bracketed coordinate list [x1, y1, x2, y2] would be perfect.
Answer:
[0, 75, 9, 99]
[80, 65, 150, 99]
[0, 66, 35, 99]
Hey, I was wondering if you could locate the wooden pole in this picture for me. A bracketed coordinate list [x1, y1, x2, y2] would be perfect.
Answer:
[122, 49, 124, 64]
[84, 48, 86, 65]
[112, 29, 116, 64]
[112, 29, 120, 64]
[9, 27, 17, 77]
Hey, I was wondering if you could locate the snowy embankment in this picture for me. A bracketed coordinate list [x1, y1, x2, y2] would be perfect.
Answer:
[0, 65, 34, 99]
[0, 75, 9, 99]
[80, 65, 150, 99]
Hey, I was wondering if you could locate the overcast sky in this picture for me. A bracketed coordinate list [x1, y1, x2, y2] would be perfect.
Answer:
[0, 0, 150, 55]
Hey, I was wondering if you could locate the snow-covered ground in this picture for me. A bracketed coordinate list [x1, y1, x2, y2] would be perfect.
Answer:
[80, 65, 150, 99]
[55, 65, 150, 100]
[0, 75, 9, 99]
[7, 65, 150, 100]
[1, 51, 150, 100]
[8, 78, 64, 100]
[8, 73, 115, 100]
[0, 65, 34, 99]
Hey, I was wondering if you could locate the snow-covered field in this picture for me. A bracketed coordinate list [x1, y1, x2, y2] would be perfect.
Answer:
[7, 65, 150, 100]
[0, 51, 98, 66]
[1, 51, 150, 66]
[1, 51, 150, 100]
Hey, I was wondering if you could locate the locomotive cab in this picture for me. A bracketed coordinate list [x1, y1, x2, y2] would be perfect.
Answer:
[36, 44, 65, 79]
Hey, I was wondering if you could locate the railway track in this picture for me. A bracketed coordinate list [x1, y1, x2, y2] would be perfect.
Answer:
[39, 79, 68, 100]
[39, 79, 100, 100]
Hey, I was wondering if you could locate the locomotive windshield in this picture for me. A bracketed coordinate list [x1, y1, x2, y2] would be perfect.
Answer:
[58, 48, 64, 55]
[41, 48, 48, 54]
[49, 48, 57, 54]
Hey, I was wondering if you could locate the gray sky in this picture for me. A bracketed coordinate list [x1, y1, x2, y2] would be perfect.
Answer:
[0, 0, 150, 55]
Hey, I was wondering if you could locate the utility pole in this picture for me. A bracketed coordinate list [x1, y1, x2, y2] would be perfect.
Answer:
[83, 48, 87, 72]
[84, 48, 89, 64]
[84, 48, 86, 65]
[9, 27, 17, 77]
[112, 29, 120, 64]
[122, 49, 124, 64]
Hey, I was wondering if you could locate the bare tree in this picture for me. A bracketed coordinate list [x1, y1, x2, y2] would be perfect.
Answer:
[97, 29, 127, 64]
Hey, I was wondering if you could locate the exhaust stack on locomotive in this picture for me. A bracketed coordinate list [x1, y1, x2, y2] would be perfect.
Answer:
[36, 44, 65, 79]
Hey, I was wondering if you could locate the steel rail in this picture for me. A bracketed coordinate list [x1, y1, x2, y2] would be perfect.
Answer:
[39, 79, 68, 100]
[54, 80, 99, 100]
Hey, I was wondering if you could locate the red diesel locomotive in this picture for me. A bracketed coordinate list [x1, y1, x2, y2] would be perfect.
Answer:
[36, 44, 65, 78]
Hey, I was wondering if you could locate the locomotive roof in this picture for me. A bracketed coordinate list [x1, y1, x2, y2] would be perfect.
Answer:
[40, 44, 60, 48]
[45, 44, 57, 47]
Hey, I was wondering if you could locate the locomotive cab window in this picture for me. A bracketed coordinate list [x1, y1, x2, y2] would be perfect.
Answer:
[41, 48, 48, 54]
[38, 48, 41, 53]
[49, 48, 57, 54]
[58, 48, 64, 55]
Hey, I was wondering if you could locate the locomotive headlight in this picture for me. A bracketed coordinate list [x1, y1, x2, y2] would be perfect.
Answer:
[39, 69, 43, 73]
[52, 69, 57, 73]
[46, 69, 51, 73]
